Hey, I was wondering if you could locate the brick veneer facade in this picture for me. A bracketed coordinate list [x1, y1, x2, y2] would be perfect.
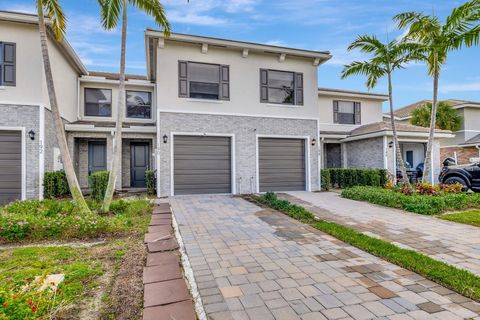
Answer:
[441, 146, 480, 165]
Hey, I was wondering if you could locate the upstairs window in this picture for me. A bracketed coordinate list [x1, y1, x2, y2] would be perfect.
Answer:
[333, 100, 361, 124]
[260, 69, 303, 105]
[0, 42, 16, 86]
[178, 61, 230, 100]
[85, 88, 112, 117]
[126, 91, 152, 119]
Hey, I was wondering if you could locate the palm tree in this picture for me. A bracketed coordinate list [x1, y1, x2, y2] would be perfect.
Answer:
[36, 0, 91, 213]
[98, 0, 170, 212]
[411, 101, 463, 131]
[394, 0, 480, 183]
[341, 35, 424, 187]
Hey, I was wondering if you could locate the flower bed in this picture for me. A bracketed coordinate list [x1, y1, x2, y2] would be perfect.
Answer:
[341, 186, 480, 215]
[0, 198, 152, 241]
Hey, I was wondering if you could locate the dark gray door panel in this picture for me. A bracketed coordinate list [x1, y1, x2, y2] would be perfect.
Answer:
[0, 130, 22, 205]
[131, 142, 150, 188]
[259, 138, 306, 192]
[174, 135, 231, 195]
[88, 141, 107, 175]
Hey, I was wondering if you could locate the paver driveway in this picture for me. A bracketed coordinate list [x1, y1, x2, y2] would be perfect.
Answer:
[171, 195, 480, 320]
[284, 192, 480, 276]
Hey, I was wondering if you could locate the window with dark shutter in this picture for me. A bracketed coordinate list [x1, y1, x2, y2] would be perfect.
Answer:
[0, 42, 16, 86]
[333, 101, 339, 123]
[220, 65, 230, 100]
[178, 61, 188, 97]
[354, 102, 361, 124]
[295, 73, 303, 105]
[259, 69, 302, 106]
[260, 69, 268, 102]
[178, 61, 229, 100]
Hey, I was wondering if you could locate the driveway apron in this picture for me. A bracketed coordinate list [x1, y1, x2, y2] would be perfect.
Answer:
[170, 195, 480, 320]
[284, 191, 480, 276]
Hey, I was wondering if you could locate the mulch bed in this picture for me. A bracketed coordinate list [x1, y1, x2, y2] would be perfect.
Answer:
[142, 203, 196, 320]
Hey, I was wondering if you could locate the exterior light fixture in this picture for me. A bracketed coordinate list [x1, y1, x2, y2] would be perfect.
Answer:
[28, 130, 36, 141]
[311, 138, 317, 146]
[163, 134, 168, 144]
[388, 141, 394, 148]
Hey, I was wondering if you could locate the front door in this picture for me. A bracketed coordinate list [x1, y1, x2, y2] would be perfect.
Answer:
[131, 142, 150, 188]
[88, 141, 107, 175]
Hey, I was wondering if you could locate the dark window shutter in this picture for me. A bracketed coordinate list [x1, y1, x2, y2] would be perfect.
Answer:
[295, 73, 303, 105]
[355, 102, 361, 124]
[178, 61, 188, 97]
[220, 65, 230, 100]
[260, 69, 268, 102]
[333, 101, 339, 123]
[1, 42, 16, 86]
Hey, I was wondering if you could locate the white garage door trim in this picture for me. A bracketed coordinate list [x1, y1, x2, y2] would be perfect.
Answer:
[255, 134, 311, 193]
[170, 132, 236, 196]
[0, 126, 26, 201]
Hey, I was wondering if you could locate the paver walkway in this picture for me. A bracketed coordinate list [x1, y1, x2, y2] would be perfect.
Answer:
[284, 192, 480, 276]
[171, 195, 480, 320]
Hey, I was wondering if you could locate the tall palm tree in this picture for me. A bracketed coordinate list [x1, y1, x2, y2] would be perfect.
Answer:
[36, 0, 91, 213]
[394, 0, 480, 183]
[341, 35, 424, 187]
[98, 0, 170, 212]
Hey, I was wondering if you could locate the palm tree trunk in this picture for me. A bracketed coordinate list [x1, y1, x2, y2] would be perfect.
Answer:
[102, 0, 127, 212]
[388, 74, 410, 187]
[422, 53, 439, 184]
[37, 3, 91, 213]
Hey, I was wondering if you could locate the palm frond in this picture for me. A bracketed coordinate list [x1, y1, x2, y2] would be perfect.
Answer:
[129, 0, 171, 36]
[98, 0, 122, 30]
[347, 34, 385, 54]
[444, 0, 480, 34]
[42, 0, 67, 41]
[341, 61, 385, 89]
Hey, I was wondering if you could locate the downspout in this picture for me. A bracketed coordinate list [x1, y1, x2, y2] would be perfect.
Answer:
[156, 99, 161, 198]
[317, 120, 321, 191]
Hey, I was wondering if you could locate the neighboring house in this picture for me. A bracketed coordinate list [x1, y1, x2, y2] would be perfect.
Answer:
[385, 99, 480, 165]
[0, 10, 451, 204]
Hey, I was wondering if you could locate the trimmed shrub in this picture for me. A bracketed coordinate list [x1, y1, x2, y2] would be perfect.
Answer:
[89, 171, 109, 202]
[321, 169, 331, 191]
[341, 186, 480, 215]
[145, 170, 156, 195]
[43, 171, 70, 199]
[322, 168, 388, 189]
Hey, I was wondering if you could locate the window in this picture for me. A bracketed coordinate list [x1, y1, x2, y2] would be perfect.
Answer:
[178, 61, 229, 100]
[260, 69, 303, 105]
[126, 91, 152, 119]
[333, 100, 361, 124]
[0, 42, 16, 86]
[84, 88, 112, 117]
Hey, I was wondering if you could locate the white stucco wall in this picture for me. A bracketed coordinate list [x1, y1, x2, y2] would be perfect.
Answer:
[463, 107, 480, 140]
[155, 41, 319, 119]
[318, 94, 384, 132]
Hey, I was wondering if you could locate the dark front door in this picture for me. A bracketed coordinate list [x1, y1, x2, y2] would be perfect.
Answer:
[131, 142, 150, 187]
[88, 141, 107, 175]
[0, 131, 22, 205]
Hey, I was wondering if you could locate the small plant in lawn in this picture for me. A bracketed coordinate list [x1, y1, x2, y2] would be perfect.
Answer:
[89, 171, 110, 202]
[145, 170, 156, 195]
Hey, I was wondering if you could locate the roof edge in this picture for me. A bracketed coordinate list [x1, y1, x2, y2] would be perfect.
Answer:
[318, 87, 388, 100]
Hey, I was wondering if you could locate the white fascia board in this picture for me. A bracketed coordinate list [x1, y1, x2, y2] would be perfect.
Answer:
[65, 124, 156, 134]
[79, 77, 154, 87]
[341, 130, 454, 142]
[318, 90, 388, 101]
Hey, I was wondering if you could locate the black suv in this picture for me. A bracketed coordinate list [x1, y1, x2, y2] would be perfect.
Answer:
[439, 158, 480, 192]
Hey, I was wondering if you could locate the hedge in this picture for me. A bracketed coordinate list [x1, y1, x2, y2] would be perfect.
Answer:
[88, 171, 109, 201]
[43, 171, 70, 199]
[341, 186, 480, 215]
[321, 168, 388, 190]
[145, 170, 156, 195]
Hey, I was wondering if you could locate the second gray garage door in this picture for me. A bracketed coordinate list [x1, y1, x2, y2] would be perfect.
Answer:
[259, 138, 306, 192]
[174, 135, 232, 195]
[0, 130, 22, 205]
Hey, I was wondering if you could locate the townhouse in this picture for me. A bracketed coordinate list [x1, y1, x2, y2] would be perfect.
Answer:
[0, 10, 451, 204]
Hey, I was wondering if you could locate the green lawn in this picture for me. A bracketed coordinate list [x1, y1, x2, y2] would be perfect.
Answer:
[439, 210, 480, 227]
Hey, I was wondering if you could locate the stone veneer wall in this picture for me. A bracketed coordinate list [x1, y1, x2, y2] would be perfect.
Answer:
[158, 112, 320, 196]
[0, 104, 40, 199]
[345, 137, 384, 169]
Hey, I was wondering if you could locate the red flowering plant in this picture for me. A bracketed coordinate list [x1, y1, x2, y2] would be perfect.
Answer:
[415, 183, 439, 196]
[438, 183, 464, 194]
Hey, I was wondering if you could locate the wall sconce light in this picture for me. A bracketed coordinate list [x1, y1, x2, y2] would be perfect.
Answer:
[163, 134, 168, 144]
[28, 130, 36, 141]
[311, 138, 317, 146]
[388, 141, 393, 148]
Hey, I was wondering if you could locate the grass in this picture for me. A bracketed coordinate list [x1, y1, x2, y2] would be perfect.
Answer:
[439, 210, 480, 227]
[251, 192, 480, 302]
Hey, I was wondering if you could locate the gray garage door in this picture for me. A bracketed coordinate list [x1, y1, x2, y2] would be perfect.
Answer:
[0, 131, 22, 205]
[259, 138, 306, 192]
[174, 136, 231, 195]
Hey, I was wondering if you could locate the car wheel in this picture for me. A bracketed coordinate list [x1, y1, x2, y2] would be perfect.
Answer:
[444, 176, 469, 192]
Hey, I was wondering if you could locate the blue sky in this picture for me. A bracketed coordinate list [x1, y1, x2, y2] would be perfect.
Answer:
[1, 0, 479, 110]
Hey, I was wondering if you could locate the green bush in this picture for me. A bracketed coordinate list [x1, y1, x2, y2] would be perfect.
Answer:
[43, 171, 70, 199]
[321, 168, 387, 189]
[256, 192, 315, 222]
[341, 186, 480, 215]
[0, 198, 152, 241]
[145, 170, 156, 195]
[89, 171, 109, 202]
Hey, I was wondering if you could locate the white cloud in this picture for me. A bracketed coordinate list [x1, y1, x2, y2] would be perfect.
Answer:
[440, 82, 480, 93]
[1, 3, 36, 14]
[167, 11, 228, 26]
